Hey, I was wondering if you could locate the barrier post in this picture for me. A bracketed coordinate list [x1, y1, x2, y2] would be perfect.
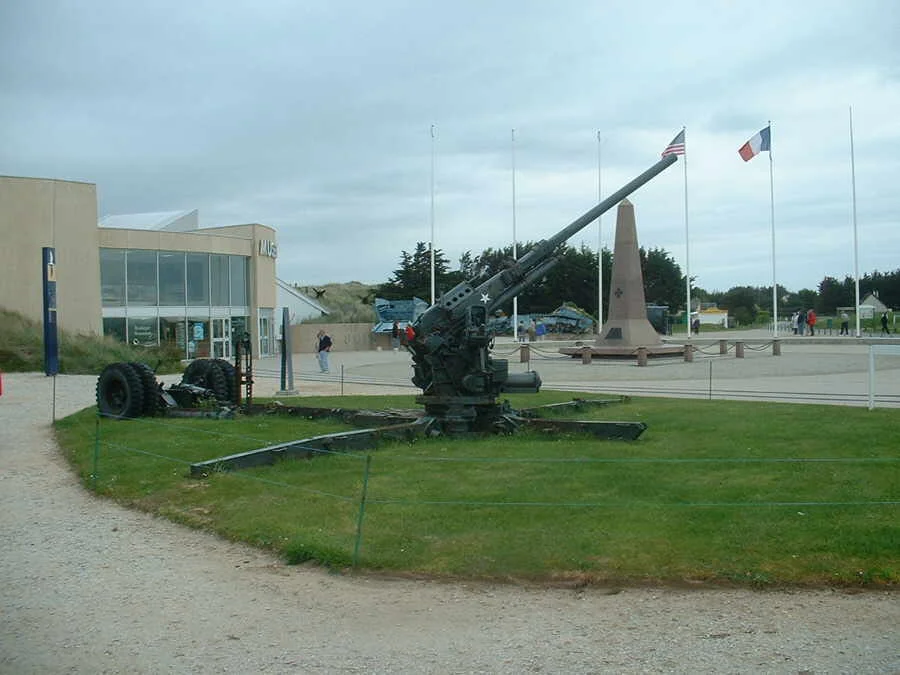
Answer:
[92, 413, 101, 490]
[719, 339, 728, 355]
[520, 343, 530, 364]
[735, 341, 745, 358]
[772, 339, 781, 356]
[683, 343, 693, 362]
[353, 454, 372, 568]
[581, 346, 592, 365]
[636, 346, 648, 367]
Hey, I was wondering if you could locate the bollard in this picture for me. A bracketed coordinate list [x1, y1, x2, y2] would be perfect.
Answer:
[772, 339, 781, 356]
[719, 339, 728, 355]
[735, 341, 745, 358]
[636, 346, 648, 367]
[520, 343, 530, 363]
[683, 344, 694, 362]
[581, 346, 592, 365]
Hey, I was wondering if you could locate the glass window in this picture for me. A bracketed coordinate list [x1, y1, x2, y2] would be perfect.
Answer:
[102, 317, 126, 341]
[229, 256, 249, 307]
[231, 315, 248, 346]
[210, 254, 230, 306]
[160, 317, 187, 354]
[126, 250, 158, 306]
[128, 317, 159, 346]
[158, 252, 186, 305]
[99, 249, 126, 307]
[186, 253, 209, 305]
[187, 318, 211, 358]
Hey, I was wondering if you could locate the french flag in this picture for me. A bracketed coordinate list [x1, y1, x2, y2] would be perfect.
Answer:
[738, 125, 771, 161]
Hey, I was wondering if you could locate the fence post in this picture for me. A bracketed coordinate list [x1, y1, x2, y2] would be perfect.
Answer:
[636, 346, 648, 367]
[683, 343, 693, 362]
[353, 454, 372, 568]
[581, 346, 592, 365]
[520, 343, 530, 364]
[772, 339, 781, 356]
[735, 341, 745, 358]
[719, 339, 728, 355]
[92, 413, 101, 490]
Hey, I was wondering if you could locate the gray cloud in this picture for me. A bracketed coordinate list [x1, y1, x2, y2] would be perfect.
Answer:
[2, 0, 898, 293]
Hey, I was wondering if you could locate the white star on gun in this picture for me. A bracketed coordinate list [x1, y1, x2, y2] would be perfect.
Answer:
[480, 293, 490, 304]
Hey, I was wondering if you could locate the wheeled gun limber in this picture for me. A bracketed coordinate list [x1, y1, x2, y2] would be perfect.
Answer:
[407, 152, 678, 433]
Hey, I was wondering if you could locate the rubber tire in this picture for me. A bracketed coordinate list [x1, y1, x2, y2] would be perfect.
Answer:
[213, 359, 237, 403]
[182, 358, 213, 386]
[129, 362, 160, 417]
[96, 362, 144, 419]
[182, 359, 229, 402]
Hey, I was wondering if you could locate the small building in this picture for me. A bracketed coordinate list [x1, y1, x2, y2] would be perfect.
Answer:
[697, 308, 729, 327]
[859, 292, 889, 319]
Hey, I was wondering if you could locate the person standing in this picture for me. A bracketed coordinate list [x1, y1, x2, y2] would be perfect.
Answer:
[881, 312, 891, 335]
[806, 309, 817, 336]
[791, 311, 799, 335]
[527, 319, 537, 343]
[391, 321, 401, 351]
[798, 309, 806, 336]
[316, 329, 333, 372]
[840, 311, 850, 336]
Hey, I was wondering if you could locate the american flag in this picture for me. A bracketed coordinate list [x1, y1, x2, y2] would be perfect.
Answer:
[661, 129, 685, 157]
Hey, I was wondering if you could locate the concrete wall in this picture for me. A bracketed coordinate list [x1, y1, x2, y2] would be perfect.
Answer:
[290, 323, 376, 353]
[97, 227, 252, 255]
[0, 176, 102, 335]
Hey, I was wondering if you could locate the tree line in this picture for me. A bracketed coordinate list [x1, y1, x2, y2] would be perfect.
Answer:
[376, 241, 899, 322]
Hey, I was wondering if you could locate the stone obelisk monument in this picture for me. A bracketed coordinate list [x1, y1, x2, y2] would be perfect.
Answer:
[597, 198, 662, 347]
[561, 198, 682, 358]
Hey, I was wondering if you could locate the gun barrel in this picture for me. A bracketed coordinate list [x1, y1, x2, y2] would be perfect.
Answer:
[544, 152, 677, 251]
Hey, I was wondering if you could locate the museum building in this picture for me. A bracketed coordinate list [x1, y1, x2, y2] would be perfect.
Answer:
[1, 174, 294, 360]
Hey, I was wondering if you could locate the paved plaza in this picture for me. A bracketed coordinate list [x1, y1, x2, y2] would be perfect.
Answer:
[251, 329, 900, 408]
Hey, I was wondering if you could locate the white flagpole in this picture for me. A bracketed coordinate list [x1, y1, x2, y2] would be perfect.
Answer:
[850, 105, 861, 338]
[768, 120, 778, 337]
[430, 124, 436, 305]
[597, 131, 603, 336]
[512, 128, 519, 342]
[682, 126, 691, 339]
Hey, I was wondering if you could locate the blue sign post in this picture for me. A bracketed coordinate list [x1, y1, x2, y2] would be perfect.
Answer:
[42, 247, 59, 375]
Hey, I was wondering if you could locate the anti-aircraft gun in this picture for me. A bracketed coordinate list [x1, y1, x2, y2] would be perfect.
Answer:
[407, 152, 678, 433]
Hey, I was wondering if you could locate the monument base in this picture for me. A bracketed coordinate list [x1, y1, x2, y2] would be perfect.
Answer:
[559, 344, 684, 359]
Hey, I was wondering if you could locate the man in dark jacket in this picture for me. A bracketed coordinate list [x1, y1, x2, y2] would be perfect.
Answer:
[316, 330, 333, 372]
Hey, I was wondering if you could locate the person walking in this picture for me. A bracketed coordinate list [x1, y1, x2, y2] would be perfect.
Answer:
[791, 311, 799, 335]
[840, 311, 850, 336]
[527, 319, 537, 343]
[881, 312, 891, 335]
[806, 309, 817, 336]
[316, 329, 333, 372]
[391, 321, 401, 351]
[798, 309, 806, 336]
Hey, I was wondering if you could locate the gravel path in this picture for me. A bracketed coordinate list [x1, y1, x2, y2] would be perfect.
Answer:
[1, 372, 898, 674]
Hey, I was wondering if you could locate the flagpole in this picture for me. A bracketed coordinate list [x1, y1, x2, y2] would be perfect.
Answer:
[512, 128, 519, 342]
[682, 126, 691, 339]
[430, 124, 436, 305]
[597, 131, 603, 336]
[849, 106, 861, 338]
[768, 120, 778, 337]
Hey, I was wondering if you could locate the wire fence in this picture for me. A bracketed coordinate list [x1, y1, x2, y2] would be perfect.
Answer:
[85, 410, 900, 570]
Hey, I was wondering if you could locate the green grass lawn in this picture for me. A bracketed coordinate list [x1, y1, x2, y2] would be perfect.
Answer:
[55, 392, 900, 587]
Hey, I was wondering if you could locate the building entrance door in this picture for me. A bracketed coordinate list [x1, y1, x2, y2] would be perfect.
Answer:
[258, 311, 273, 357]
[212, 318, 231, 358]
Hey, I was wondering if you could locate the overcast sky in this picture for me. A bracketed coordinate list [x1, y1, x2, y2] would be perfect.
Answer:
[2, 1, 898, 293]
